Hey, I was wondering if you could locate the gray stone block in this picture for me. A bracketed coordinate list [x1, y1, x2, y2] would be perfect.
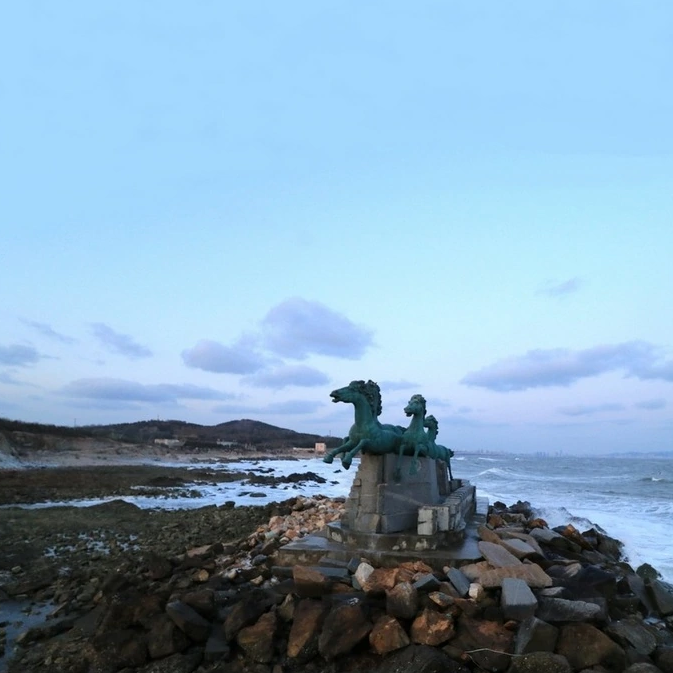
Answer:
[537, 597, 602, 622]
[501, 578, 538, 620]
[478, 541, 522, 568]
[447, 567, 471, 598]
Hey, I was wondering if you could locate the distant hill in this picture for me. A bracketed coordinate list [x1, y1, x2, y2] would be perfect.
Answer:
[0, 417, 340, 452]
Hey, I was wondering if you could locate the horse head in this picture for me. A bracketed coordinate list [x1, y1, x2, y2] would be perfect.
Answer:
[404, 394, 427, 418]
[330, 380, 381, 416]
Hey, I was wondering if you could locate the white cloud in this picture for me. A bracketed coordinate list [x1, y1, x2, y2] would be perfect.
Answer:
[261, 298, 373, 360]
[462, 341, 672, 392]
[90, 323, 152, 359]
[60, 378, 234, 403]
[0, 344, 42, 367]
[243, 364, 330, 389]
[558, 403, 626, 417]
[182, 338, 269, 374]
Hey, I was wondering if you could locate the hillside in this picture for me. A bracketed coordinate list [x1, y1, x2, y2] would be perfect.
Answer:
[0, 417, 340, 453]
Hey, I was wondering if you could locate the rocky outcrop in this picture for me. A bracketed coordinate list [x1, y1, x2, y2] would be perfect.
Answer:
[5, 496, 673, 673]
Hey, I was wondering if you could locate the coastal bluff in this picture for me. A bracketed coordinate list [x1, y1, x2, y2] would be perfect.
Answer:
[4, 496, 673, 673]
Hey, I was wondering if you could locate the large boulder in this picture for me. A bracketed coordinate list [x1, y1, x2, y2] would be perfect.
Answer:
[556, 622, 626, 672]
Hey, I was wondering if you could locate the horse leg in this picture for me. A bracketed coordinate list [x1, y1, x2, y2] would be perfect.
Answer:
[394, 442, 408, 482]
[409, 443, 424, 476]
[342, 440, 367, 470]
[323, 438, 354, 464]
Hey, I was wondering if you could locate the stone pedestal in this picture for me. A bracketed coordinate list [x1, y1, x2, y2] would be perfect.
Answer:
[276, 453, 481, 571]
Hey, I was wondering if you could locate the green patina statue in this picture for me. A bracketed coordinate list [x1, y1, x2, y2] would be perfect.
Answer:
[323, 380, 454, 480]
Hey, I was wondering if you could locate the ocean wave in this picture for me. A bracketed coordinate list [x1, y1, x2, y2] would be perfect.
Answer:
[639, 476, 670, 483]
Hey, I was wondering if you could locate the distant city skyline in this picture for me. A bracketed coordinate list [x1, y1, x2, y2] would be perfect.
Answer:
[2, 3, 672, 454]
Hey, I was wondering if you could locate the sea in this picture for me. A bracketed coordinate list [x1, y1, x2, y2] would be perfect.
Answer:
[8, 452, 673, 583]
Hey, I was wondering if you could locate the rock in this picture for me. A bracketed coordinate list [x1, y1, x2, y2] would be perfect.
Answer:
[428, 591, 455, 609]
[369, 614, 410, 654]
[364, 567, 399, 594]
[293, 565, 331, 597]
[556, 622, 627, 672]
[623, 664, 666, 673]
[537, 597, 603, 622]
[452, 616, 514, 672]
[474, 563, 552, 589]
[604, 618, 658, 656]
[413, 573, 442, 592]
[92, 628, 149, 669]
[318, 602, 372, 659]
[354, 561, 375, 589]
[182, 589, 215, 619]
[386, 581, 419, 620]
[237, 611, 277, 663]
[468, 583, 485, 601]
[146, 551, 173, 580]
[223, 594, 270, 641]
[478, 540, 522, 567]
[508, 652, 572, 673]
[501, 578, 538, 620]
[654, 646, 673, 673]
[287, 599, 327, 662]
[372, 643, 470, 673]
[411, 608, 455, 646]
[649, 580, 673, 616]
[204, 629, 230, 662]
[277, 593, 298, 621]
[165, 600, 211, 643]
[446, 567, 471, 598]
[147, 614, 190, 659]
[515, 616, 559, 654]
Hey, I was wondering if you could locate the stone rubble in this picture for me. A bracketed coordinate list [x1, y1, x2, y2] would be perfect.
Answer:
[3, 495, 673, 673]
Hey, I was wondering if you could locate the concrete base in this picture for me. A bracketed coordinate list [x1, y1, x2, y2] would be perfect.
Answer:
[276, 496, 489, 572]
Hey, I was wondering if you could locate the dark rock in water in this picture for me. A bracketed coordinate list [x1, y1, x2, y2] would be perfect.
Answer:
[637, 563, 662, 581]
[508, 652, 572, 673]
[649, 580, 673, 616]
[145, 476, 186, 487]
[372, 643, 470, 673]
[556, 622, 626, 672]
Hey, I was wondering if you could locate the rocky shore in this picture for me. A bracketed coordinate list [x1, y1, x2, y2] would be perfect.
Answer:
[2, 484, 673, 673]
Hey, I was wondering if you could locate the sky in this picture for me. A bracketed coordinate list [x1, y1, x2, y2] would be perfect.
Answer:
[1, 2, 672, 455]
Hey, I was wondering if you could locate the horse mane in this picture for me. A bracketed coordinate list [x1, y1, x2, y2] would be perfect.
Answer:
[349, 379, 382, 416]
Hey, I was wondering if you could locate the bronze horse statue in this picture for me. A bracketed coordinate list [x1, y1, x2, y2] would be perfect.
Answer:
[323, 381, 454, 480]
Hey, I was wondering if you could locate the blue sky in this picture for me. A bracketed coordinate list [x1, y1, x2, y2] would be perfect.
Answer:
[2, 2, 672, 454]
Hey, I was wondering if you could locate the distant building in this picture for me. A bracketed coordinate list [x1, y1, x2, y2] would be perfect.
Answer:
[314, 442, 326, 455]
[154, 439, 183, 448]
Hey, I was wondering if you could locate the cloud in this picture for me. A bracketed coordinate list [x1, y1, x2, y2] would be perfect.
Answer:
[0, 371, 23, 385]
[0, 344, 42, 367]
[60, 378, 235, 403]
[558, 403, 626, 417]
[22, 319, 76, 344]
[91, 323, 152, 359]
[261, 298, 373, 360]
[243, 364, 330, 389]
[213, 399, 324, 415]
[635, 398, 667, 410]
[461, 341, 673, 392]
[182, 338, 269, 374]
[538, 277, 583, 298]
